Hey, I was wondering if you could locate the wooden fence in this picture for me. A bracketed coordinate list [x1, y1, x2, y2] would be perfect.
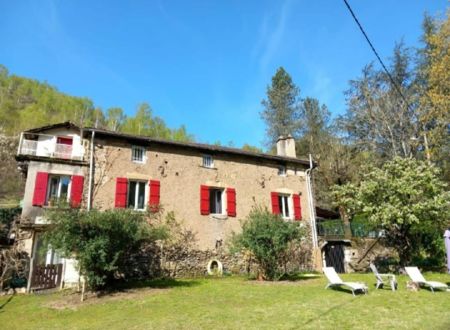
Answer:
[30, 264, 63, 291]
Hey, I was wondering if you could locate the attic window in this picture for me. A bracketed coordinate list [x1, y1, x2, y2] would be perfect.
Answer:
[202, 155, 214, 168]
[131, 146, 146, 163]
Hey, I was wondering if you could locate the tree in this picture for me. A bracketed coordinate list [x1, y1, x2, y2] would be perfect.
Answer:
[341, 42, 419, 159]
[106, 107, 126, 131]
[0, 131, 24, 203]
[44, 208, 168, 290]
[231, 206, 304, 280]
[242, 144, 263, 153]
[261, 67, 301, 147]
[332, 157, 450, 267]
[416, 12, 450, 178]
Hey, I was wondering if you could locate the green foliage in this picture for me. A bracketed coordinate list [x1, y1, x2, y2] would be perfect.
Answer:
[241, 143, 263, 153]
[231, 206, 305, 280]
[0, 207, 21, 244]
[43, 209, 169, 290]
[0, 65, 194, 142]
[261, 67, 301, 146]
[332, 157, 450, 266]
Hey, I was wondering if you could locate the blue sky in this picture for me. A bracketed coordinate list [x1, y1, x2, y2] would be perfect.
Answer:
[0, 0, 447, 148]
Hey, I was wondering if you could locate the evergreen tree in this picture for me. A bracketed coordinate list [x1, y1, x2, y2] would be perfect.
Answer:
[261, 67, 300, 147]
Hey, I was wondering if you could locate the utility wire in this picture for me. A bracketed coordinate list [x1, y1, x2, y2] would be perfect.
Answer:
[342, 0, 412, 111]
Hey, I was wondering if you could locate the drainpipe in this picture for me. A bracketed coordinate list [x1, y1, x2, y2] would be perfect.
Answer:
[305, 154, 320, 270]
[87, 130, 95, 211]
[17, 132, 24, 154]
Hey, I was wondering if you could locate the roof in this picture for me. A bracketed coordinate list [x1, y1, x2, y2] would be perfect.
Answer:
[24, 121, 81, 133]
[84, 127, 315, 168]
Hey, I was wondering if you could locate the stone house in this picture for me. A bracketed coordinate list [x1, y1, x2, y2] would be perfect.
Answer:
[15, 122, 320, 288]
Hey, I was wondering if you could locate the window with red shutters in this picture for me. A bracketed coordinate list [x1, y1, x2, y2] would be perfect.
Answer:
[271, 192, 281, 215]
[293, 194, 302, 220]
[70, 175, 84, 208]
[32, 172, 49, 206]
[115, 177, 128, 208]
[226, 188, 236, 217]
[200, 185, 210, 215]
[149, 180, 160, 212]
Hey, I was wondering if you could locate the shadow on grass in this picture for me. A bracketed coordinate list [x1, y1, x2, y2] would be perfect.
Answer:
[277, 273, 322, 282]
[96, 278, 202, 298]
[0, 294, 14, 313]
[303, 292, 358, 326]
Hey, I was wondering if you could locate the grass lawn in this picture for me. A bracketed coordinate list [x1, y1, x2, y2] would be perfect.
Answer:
[0, 273, 449, 330]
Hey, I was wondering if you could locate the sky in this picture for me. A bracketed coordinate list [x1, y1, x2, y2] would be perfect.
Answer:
[0, 0, 447, 149]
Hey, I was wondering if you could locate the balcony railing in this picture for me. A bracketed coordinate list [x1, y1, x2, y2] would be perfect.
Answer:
[17, 133, 85, 161]
[316, 220, 380, 239]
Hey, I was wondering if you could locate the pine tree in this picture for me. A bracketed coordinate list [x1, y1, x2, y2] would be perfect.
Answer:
[260, 67, 300, 147]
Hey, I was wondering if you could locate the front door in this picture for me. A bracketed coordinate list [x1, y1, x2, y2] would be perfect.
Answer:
[324, 242, 346, 273]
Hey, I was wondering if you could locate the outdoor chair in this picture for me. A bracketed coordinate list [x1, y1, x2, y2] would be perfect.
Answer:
[370, 263, 397, 291]
[405, 267, 448, 293]
[323, 266, 368, 296]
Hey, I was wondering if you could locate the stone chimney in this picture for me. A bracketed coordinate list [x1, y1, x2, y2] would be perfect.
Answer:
[276, 134, 296, 158]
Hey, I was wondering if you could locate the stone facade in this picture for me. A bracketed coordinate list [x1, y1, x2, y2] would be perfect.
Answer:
[16, 123, 318, 286]
[91, 135, 313, 250]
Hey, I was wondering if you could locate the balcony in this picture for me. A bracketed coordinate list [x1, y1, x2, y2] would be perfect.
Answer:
[316, 220, 380, 240]
[17, 132, 85, 161]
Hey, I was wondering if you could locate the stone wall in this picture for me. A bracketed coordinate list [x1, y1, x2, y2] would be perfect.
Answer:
[91, 137, 314, 250]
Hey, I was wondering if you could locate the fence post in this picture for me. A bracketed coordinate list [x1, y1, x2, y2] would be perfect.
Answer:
[26, 257, 34, 293]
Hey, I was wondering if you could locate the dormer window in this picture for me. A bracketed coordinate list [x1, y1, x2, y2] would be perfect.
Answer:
[202, 155, 214, 168]
[131, 146, 146, 164]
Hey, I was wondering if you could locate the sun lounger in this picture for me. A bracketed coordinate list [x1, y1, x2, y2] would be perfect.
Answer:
[323, 266, 368, 296]
[405, 267, 448, 293]
[370, 263, 397, 291]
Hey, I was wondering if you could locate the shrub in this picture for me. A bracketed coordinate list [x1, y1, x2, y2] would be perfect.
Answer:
[44, 208, 168, 290]
[231, 206, 305, 280]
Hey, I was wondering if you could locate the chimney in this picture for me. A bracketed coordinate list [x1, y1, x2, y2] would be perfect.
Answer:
[276, 135, 296, 158]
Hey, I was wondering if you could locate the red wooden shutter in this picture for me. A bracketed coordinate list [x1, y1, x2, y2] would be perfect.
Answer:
[226, 188, 236, 217]
[271, 192, 280, 215]
[149, 180, 160, 212]
[200, 185, 210, 215]
[115, 177, 128, 208]
[293, 194, 302, 220]
[32, 172, 49, 206]
[70, 175, 84, 208]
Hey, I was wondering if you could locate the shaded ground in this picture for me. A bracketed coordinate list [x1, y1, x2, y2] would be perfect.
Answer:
[1, 273, 449, 329]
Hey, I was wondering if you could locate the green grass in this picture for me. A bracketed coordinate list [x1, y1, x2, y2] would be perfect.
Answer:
[1, 273, 449, 329]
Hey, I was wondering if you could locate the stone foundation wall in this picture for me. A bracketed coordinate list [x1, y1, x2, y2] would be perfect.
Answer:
[346, 238, 396, 272]
[125, 241, 314, 279]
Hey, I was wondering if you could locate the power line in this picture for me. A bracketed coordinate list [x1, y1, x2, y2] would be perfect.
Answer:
[342, 0, 411, 111]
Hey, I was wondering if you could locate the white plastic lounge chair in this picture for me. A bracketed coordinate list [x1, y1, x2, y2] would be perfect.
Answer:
[370, 263, 397, 291]
[323, 267, 368, 296]
[405, 267, 448, 293]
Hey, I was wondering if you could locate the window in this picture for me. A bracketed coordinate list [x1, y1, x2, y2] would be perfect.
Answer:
[200, 185, 236, 217]
[47, 175, 71, 205]
[202, 155, 214, 168]
[278, 165, 286, 176]
[127, 181, 146, 210]
[209, 188, 223, 214]
[278, 195, 290, 218]
[131, 146, 146, 163]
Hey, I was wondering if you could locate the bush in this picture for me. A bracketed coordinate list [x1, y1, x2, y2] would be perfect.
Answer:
[231, 206, 305, 280]
[44, 208, 168, 290]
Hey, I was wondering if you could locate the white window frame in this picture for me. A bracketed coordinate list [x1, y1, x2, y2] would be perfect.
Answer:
[209, 188, 225, 215]
[202, 154, 214, 168]
[131, 145, 146, 164]
[127, 180, 147, 211]
[46, 175, 71, 205]
[278, 194, 291, 219]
